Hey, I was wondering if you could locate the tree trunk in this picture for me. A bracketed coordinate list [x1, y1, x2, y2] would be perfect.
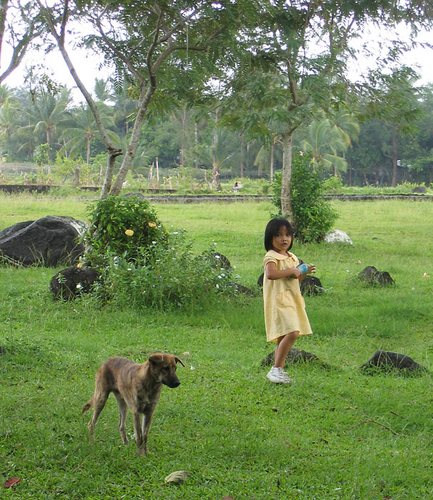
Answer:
[240, 134, 246, 177]
[86, 137, 91, 164]
[211, 109, 221, 191]
[179, 106, 187, 167]
[73, 165, 80, 187]
[100, 153, 118, 198]
[391, 129, 398, 187]
[280, 132, 294, 219]
[110, 84, 155, 195]
[270, 141, 275, 181]
[194, 121, 199, 168]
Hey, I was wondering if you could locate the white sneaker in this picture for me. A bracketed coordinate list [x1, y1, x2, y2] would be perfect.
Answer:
[266, 367, 292, 384]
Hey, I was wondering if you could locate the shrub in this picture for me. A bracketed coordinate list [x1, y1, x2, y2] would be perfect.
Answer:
[84, 195, 167, 267]
[93, 232, 239, 310]
[272, 153, 337, 243]
[83, 196, 241, 310]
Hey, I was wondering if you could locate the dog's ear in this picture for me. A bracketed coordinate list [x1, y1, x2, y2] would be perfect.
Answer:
[148, 353, 164, 366]
[174, 356, 185, 367]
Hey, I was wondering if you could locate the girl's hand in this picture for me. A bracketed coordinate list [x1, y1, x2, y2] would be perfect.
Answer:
[291, 267, 302, 279]
[308, 264, 316, 274]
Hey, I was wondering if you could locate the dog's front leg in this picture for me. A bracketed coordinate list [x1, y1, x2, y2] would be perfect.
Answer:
[139, 409, 155, 456]
[133, 412, 145, 454]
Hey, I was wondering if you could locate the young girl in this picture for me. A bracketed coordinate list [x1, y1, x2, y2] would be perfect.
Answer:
[263, 218, 315, 384]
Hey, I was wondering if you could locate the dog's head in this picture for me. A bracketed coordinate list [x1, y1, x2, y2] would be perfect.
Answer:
[148, 353, 184, 388]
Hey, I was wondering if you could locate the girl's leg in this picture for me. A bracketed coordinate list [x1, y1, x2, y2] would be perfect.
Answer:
[274, 331, 299, 368]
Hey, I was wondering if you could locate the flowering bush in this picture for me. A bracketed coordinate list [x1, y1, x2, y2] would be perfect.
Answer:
[84, 195, 167, 266]
[83, 196, 242, 310]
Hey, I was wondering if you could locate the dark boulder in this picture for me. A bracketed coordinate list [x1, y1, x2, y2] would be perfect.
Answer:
[50, 266, 100, 300]
[0, 216, 86, 266]
[210, 252, 232, 270]
[257, 272, 324, 296]
[261, 347, 323, 367]
[358, 266, 395, 286]
[257, 273, 264, 288]
[300, 276, 324, 296]
[361, 350, 427, 375]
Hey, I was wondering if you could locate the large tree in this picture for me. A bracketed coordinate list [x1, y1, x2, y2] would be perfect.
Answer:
[0, 1, 45, 83]
[228, 0, 433, 217]
[362, 67, 423, 186]
[37, 0, 244, 197]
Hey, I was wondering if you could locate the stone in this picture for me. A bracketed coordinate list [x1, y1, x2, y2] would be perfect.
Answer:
[257, 273, 264, 288]
[358, 266, 395, 286]
[50, 266, 100, 300]
[300, 276, 324, 296]
[257, 273, 324, 296]
[361, 350, 427, 375]
[210, 252, 232, 270]
[261, 347, 321, 367]
[0, 216, 86, 267]
[324, 229, 353, 244]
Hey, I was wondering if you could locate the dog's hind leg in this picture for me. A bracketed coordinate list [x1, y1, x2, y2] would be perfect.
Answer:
[114, 393, 129, 445]
[88, 391, 109, 438]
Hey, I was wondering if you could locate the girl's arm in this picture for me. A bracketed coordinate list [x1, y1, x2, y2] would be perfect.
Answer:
[265, 261, 301, 280]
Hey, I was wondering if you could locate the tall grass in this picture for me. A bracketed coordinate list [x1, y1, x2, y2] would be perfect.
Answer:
[0, 193, 432, 498]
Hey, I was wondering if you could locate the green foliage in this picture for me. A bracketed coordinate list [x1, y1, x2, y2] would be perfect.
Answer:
[84, 195, 167, 266]
[96, 232, 239, 310]
[322, 175, 344, 193]
[33, 143, 50, 167]
[84, 195, 241, 310]
[272, 153, 337, 242]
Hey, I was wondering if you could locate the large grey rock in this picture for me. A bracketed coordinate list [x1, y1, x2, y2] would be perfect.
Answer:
[0, 216, 87, 266]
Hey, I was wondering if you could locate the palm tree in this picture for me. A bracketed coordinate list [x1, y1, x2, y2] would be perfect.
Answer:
[61, 104, 116, 163]
[24, 87, 73, 162]
[301, 110, 360, 175]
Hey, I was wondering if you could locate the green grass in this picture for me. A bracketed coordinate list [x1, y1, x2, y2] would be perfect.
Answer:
[1, 194, 433, 498]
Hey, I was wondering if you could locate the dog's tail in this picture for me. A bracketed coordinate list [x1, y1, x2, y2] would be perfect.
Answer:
[82, 399, 93, 414]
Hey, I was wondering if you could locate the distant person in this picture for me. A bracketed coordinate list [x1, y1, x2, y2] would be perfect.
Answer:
[233, 181, 242, 192]
[262, 218, 315, 384]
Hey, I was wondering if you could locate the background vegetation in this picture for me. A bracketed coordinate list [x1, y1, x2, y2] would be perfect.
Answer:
[1, 77, 433, 189]
[1, 194, 432, 498]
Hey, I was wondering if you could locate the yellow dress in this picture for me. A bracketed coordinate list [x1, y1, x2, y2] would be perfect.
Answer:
[263, 250, 313, 343]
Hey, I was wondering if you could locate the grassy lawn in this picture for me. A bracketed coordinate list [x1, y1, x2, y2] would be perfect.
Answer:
[0, 194, 432, 498]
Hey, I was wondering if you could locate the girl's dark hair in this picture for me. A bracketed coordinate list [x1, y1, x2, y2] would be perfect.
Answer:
[264, 218, 295, 251]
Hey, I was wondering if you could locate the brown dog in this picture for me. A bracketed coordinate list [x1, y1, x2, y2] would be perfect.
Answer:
[82, 353, 184, 455]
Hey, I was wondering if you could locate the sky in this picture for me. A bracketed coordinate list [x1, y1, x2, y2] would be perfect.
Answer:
[2, 25, 433, 103]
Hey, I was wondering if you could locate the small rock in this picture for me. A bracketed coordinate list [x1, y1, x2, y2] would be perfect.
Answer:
[261, 348, 321, 367]
[360, 350, 427, 375]
[324, 229, 353, 245]
[300, 276, 324, 296]
[358, 266, 395, 286]
[164, 470, 189, 485]
[50, 266, 100, 300]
